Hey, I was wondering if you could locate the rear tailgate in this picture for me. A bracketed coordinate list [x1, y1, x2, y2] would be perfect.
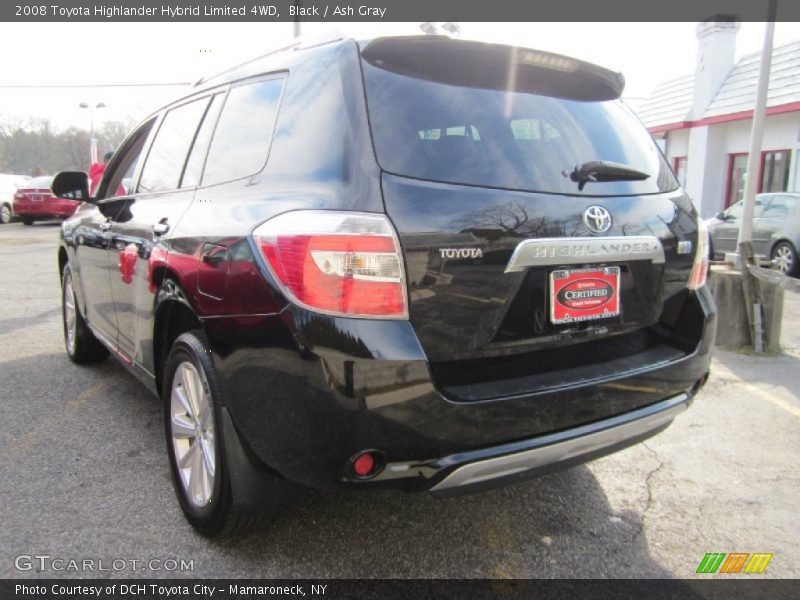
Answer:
[361, 37, 702, 399]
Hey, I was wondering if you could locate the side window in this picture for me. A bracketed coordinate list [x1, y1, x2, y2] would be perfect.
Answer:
[725, 201, 743, 220]
[181, 93, 224, 188]
[762, 195, 798, 218]
[726, 197, 768, 220]
[137, 97, 210, 194]
[102, 120, 155, 200]
[201, 77, 285, 187]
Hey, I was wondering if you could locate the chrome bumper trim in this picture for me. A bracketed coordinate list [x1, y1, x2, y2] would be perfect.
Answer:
[430, 393, 688, 493]
[504, 235, 665, 272]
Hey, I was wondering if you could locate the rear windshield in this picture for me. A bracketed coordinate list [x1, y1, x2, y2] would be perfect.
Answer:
[27, 176, 54, 189]
[362, 63, 677, 196]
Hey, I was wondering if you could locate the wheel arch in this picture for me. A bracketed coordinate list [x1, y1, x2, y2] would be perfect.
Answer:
[58, 246, 86, 314]
[153, 272, 204, 395]
[769, 237, 797, 256]
[58, 246, 68, 278]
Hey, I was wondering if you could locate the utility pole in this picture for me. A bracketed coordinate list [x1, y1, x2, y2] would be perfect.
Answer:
[734, 0, 778, 353]
[736, 0, 777, 250]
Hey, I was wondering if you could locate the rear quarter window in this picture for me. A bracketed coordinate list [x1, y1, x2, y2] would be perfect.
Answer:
[138, 97, 210, 193]
[201, 77, 285, 187]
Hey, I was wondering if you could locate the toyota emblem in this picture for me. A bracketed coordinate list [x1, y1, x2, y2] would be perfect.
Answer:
[583, 206, 612, 234]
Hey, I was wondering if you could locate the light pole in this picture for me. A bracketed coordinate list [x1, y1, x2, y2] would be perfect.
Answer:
[79, 101, 106, 164]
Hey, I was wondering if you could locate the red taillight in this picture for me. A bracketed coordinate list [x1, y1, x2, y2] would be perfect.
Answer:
[253, 211, 408, 319]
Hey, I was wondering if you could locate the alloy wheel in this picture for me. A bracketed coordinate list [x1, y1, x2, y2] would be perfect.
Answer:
[0, 204, 10, 224]
[170, 362, 216, 508]
[773, 244, 795, 275]
[63, 275, 77, 354]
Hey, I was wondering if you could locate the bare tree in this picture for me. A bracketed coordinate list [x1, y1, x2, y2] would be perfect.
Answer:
[454, 200, 581, 241]
[0, 117, 133, 175]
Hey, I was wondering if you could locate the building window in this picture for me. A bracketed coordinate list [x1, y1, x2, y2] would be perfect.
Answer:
[726, 153, 748, 208]
[760, 150, 790, 193]
[726, 150, 792, 208]
[672, 156, 687, 187]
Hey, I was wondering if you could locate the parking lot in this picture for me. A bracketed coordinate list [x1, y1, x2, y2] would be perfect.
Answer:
[0, 220, 798, 579]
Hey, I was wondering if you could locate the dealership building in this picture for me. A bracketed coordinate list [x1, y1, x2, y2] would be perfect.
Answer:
[637, 21, 800, 218]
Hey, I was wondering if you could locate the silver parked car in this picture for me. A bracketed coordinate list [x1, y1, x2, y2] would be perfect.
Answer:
[707, 192, 800, 276]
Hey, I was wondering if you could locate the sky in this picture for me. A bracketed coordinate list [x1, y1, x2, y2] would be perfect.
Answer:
[1, 21, 800, 131]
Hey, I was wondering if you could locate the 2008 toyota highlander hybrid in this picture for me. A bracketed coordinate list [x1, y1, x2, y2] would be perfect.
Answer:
[52, 35, 715, 536]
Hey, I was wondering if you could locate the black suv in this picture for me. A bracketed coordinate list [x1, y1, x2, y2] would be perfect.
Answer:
[54, 36, 715, 536]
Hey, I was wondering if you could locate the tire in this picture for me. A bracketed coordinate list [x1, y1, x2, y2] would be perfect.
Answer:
[771, 241, 799, 277]
[22, 217, 33, 226]
[163, 331, 278, 536]
[62, 266, 110, 364]
[0, 203, 11, 224]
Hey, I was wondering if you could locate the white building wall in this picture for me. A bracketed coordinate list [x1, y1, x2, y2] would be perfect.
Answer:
[683, 125, 726, 217]
[665, 112, 800, 218]
[665, 129, 690, 161]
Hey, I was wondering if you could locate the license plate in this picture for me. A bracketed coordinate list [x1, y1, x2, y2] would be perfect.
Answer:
[549, 266, 620, 324]
[31, 194, 42, 202]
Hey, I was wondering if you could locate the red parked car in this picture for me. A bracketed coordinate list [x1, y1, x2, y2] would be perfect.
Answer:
[13, 175, 81, 225]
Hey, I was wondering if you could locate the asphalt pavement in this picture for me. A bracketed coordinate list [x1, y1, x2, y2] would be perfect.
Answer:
[1, 220, 798, 578]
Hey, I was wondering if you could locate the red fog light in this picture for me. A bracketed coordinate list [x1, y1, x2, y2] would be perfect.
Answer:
[350, 451, 385, 479]
[353, 453, 375, 477]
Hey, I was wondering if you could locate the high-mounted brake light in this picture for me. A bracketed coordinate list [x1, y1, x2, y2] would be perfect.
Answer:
[688, 218, 709, 290]
[515, 50, 578, 73]
[253, 211, 408, 319]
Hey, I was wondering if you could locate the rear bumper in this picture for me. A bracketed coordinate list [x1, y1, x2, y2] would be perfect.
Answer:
[427, 393, 687, 496]
[205, 285, 715, 493]
[13, 201, 79, 218]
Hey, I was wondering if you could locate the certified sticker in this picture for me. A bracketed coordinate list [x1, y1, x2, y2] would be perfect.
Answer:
[550, 266, 620, 324]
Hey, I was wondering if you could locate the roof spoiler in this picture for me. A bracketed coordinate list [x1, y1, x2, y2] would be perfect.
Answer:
[361, 36, 625, 102]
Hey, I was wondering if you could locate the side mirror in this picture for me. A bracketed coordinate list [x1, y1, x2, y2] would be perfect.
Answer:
[715, 211, 727, 221]
[52, 171, 91, 202]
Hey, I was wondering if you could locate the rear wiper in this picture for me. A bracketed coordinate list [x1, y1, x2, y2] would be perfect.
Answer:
[567, 161, 650, 191]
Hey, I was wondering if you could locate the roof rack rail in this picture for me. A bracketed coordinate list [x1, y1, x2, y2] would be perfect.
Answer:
[193, 31, 346, 87]
[194, 40, 302, 87]
[293, 30, 344, 51]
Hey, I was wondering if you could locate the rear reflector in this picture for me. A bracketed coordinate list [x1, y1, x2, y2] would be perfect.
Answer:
[687, 218, 709, 290]
[352, 453, 375, 477]
[253, 211, 408, 319]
